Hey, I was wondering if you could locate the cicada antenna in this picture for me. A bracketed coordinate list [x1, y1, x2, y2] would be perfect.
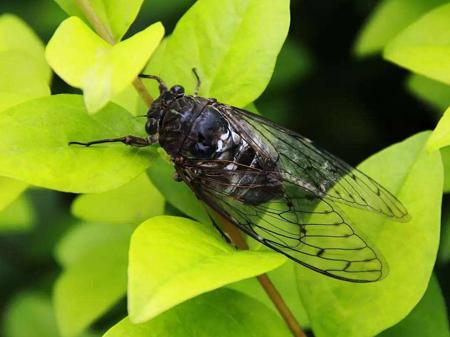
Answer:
[138, 74, 168, 94]
[192, 67, 201, 96]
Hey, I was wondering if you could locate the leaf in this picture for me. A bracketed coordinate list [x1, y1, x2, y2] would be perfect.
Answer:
[147, 0, 290, 107]
[105, 289, 292, 337]
[147, 154, 210, 224]
[0, 194, 35, 233]
[46, 17, 164, 112]
[54, 223, 133, 337]
[128, 215, 286, 323]
[0, 14, 51, 82]
[268, 40, 314, 90]
[439, 208, 450, 263]
[0, 177, 28, 213]
[3, 292, 60, 337]
[54, 0, 144, 41]
[354, 0, 447, 57]
[297, 132, 442, 337]
[72, 173, 164, 225]
[0, 51, 51, 111]
[439, 147, 450, 193]
[229, 261, 310, 328]
[378, 275, 449, 337]
[428, 107, 450, 151]
[0, 15, 51, 111]
[0, 94, 155, 193]
[407, 74, 450, 113]
[384, 3, 450, 85]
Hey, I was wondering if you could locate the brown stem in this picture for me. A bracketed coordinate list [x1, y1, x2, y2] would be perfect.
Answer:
[74, 0, 154, 106]
[216, 213, 306, 337]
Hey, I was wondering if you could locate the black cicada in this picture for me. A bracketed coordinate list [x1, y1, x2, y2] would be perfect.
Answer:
[70, 70, 409, 283]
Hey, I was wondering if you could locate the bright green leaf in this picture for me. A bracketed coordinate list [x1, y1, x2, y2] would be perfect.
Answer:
[384, 3, 450, 85]
[0, 50, 51, 115]
[0, 177, 28, 213]
[128, 215, 286, 323]
[229, 261, 310, 328]
[105, 289, 292, 337]
[72, 173, 164, 225]
[0, 15, 51, 111]
[112, 38, 168, 116]
[407, 74, 450, 113]
[0, 95, 155, 193]
[0, 14, 51, 82]
[354, 0, 447, 57]
[378, 275, 449, 337]
[3, 293, 60, 337]
[147, 154, 210, 224]
[439, 147, 450, 193]
[428, 106, 450, 151]
[54, 223, 133, 337]
[440, 208, 450, 263]
[297, 132, 442, 337]
[0, 194, 35, 233]
[54, 0, 144, 41]
[147, 0, 289, 107]
[46, 17, 164, 112]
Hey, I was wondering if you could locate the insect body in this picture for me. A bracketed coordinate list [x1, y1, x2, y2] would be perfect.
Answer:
[70, 71, 409, 283]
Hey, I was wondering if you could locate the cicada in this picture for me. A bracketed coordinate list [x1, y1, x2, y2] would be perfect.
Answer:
[70, 70, 409, 283]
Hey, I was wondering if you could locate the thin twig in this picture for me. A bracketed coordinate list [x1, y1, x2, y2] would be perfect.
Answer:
[216, 213, 306, 337]
[74, 0, 154, 106]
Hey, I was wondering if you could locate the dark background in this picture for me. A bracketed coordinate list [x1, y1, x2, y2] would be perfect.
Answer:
[0, 0, 447, 332]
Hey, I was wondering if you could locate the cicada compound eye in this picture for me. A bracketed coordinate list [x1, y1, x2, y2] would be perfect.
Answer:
[170, 85, 185, 97]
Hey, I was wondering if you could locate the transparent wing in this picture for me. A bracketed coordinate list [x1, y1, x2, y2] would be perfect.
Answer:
[218, 105, 409, 222]
[185, 165, 386, 282]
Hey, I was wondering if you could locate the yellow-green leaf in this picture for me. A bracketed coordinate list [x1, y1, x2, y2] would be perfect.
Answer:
[384, 3, 450, 85]
[72, 173, 164, 225]
[0, 95, 155, 193]
[354, 0, 447, 57]
[46, 17, 164, 112]
[54, 0, 144, 41]
[297, 132, 442, 337]
[54, 223, 133, 337]
[128, 216, 286, 323]
[105, 289, 292, 337]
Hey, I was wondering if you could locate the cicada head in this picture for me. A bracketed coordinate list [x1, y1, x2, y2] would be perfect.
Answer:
[145, 84, 186, 144]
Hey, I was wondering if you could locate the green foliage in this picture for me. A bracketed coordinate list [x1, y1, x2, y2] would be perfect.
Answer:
[0, 95, 155, 193]
[53, 0, 144, 42]
[147, 0, 290, 107]
[147, 155, 210, 224]
[229, 261, 310, 327]
[1, 1, 449, 337]
[3, 292, 99, 337]
[407, 74, 450, 114]
[428, 106, 450, 150]
[354, 0, 447, 57]
[46, 17, 164, 112]
[128, 216, 286, 323]
[3, 293, 62, 337]
[72, 173, 164, 225]
[54, 223, 133, 337]
[104, 289, 292, 337]
[0, 194, 35, 233]
[378, 275, 449, 337]
[384, 3, 450, 85]
[0, 177, 28, 213]
[297, 132, 442, 337]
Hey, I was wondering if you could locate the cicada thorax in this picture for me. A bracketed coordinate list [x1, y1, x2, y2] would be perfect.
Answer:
[157, 96, 283, 206]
